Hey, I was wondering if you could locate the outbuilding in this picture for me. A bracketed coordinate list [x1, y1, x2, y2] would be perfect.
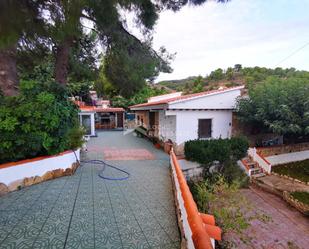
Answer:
[76, 100, 124, 136]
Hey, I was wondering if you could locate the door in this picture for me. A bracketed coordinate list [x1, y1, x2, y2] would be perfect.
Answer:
[198, 119, 212, 138]
[149, 112, 155, 129]
[117, 112, 123, 128]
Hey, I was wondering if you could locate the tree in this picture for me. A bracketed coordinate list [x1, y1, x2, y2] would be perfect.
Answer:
[0, 0, 46, 96]
[237, 77, 309, 139]
[0, 0, 227, 96]
[234, 64, 242, 72]
[192, 75, 204, 93]
[209, 68, 224, 81]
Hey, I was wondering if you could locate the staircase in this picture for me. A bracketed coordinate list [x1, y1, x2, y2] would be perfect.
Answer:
[242, 156, 266, 178]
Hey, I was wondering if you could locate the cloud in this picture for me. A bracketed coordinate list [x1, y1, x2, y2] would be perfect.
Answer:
[152, 0, 309, 81]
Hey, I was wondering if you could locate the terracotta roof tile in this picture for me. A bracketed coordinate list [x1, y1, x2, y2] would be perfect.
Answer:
[79, 106, 124, 112]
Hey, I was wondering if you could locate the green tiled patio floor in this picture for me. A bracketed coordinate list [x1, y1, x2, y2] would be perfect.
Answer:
[0, 131, 180, 249]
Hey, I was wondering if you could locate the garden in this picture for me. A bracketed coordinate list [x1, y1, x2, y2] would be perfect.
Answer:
[272, 159, 309, 183]
[184, 137, 262, 247]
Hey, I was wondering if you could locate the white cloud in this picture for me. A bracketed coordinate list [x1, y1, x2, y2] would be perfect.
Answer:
[152, 0, 309, 81]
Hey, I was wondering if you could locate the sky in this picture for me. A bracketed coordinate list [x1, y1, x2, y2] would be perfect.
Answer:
[145, 0, 309, 82]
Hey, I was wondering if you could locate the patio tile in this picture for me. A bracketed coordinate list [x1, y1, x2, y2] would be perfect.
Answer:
[0, 131, 180, 249]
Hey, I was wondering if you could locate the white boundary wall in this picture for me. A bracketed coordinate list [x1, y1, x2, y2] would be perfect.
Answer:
[0, 149, 80, 185]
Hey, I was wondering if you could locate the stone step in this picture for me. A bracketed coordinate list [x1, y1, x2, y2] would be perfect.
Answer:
[251, 172, 266, 178]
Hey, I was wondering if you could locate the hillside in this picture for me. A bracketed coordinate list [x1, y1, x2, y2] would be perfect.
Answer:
[155, 65, 309, 93]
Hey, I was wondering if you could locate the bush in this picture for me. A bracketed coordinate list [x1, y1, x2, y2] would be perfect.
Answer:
[290, 191, 309, 205]
[0, 80, 84, 163]
[184, 136, 249, 165]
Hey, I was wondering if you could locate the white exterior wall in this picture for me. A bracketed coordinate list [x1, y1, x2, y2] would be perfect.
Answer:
[158, 110, 177, 142]
[169, 89, 241, 110]
[0, 150, 80, 185]
[166, 110, 233, 145]
[79, 112, 95, 136]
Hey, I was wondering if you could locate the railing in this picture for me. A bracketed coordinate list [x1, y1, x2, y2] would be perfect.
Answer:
[248, 147, 272, 173]
[170, 149, 221, 249]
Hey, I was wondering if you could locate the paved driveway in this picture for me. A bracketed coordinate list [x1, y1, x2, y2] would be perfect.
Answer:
[0, 131, 180, 248]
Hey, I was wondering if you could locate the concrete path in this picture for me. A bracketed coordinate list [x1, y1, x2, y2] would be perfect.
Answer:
[266, 150, 309, 165]
[226, 187, 309, 249]
[257, 174, 309, 193]
[0, 131, 180, 249]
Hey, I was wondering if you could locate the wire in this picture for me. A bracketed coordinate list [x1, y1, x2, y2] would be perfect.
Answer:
[274, 41, 309, 67]
[72, 151, 130, 181]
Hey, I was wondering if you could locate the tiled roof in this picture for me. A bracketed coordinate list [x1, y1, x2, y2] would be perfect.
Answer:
[130, 85, 244, 109]
[74, 101, 124, 112]
[79, 106, 124, 112]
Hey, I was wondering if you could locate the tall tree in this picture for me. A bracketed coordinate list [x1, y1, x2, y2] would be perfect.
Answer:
[0, 0, 46, 96]
[1, 0, 227, 95]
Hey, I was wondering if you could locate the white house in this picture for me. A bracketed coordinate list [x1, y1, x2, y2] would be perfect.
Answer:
[130, 86, 244, 154]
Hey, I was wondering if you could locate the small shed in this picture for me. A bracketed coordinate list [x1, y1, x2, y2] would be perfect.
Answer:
[75, 101, 124, 136]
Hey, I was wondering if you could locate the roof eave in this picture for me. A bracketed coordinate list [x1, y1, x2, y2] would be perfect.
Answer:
[130, 104, 167, 111]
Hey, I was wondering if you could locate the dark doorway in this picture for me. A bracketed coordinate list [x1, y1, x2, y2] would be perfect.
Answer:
[149, 112, 155, 128]
[117, 112, 123, 128]
[198, 119, 212, 138]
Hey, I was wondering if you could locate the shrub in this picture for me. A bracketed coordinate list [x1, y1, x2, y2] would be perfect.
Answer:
[0, 80, 83, 163]
[184, 136, 249, 165]
[290, 191, 309, 205]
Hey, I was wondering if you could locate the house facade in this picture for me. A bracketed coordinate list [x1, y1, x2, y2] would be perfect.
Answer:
[130, 86, 244, 154]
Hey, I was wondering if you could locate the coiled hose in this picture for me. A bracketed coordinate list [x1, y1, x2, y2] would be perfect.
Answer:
[73, 151, 130, 181]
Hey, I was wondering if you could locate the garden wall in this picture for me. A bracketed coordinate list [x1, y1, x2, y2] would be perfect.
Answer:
[257, 142, 309, 157]
[0, 150, 80, 194]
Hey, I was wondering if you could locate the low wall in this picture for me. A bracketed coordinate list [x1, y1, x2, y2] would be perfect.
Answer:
[170, 149, 221, 249]
[283, 191, 309, 216]
[0, 150, 80, 194]
[257, 142, 309, 157]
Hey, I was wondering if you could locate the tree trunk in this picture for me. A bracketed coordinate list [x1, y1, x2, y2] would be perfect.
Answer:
[54, 37, 74, 85]
[0, 46, 18, 96]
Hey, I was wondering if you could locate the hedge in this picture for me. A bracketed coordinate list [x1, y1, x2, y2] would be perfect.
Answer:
[184, 136, 249, 165]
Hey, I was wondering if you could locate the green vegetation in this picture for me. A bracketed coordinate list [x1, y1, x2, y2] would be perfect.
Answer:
[290, 191, 309, 205]
[2, 0, 212, 97]
[185, 137, 249, 185]
[189, 176, 271, 248]
[156, 65, 309, 94]
[237, 77, 309, 140]
[0, 81, 84, 164]
[272, 159, 309, 182]
[110, 85, 168, 108]
[185, 137, 249, 165]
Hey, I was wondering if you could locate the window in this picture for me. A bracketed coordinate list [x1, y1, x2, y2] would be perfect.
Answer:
[198, 119, 212, 138]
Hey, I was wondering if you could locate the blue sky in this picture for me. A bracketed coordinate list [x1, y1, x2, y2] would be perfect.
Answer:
[150, 0, 309, 81]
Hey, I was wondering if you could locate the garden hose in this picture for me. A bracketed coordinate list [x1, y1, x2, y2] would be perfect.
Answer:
[73, 151, 130, 181]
